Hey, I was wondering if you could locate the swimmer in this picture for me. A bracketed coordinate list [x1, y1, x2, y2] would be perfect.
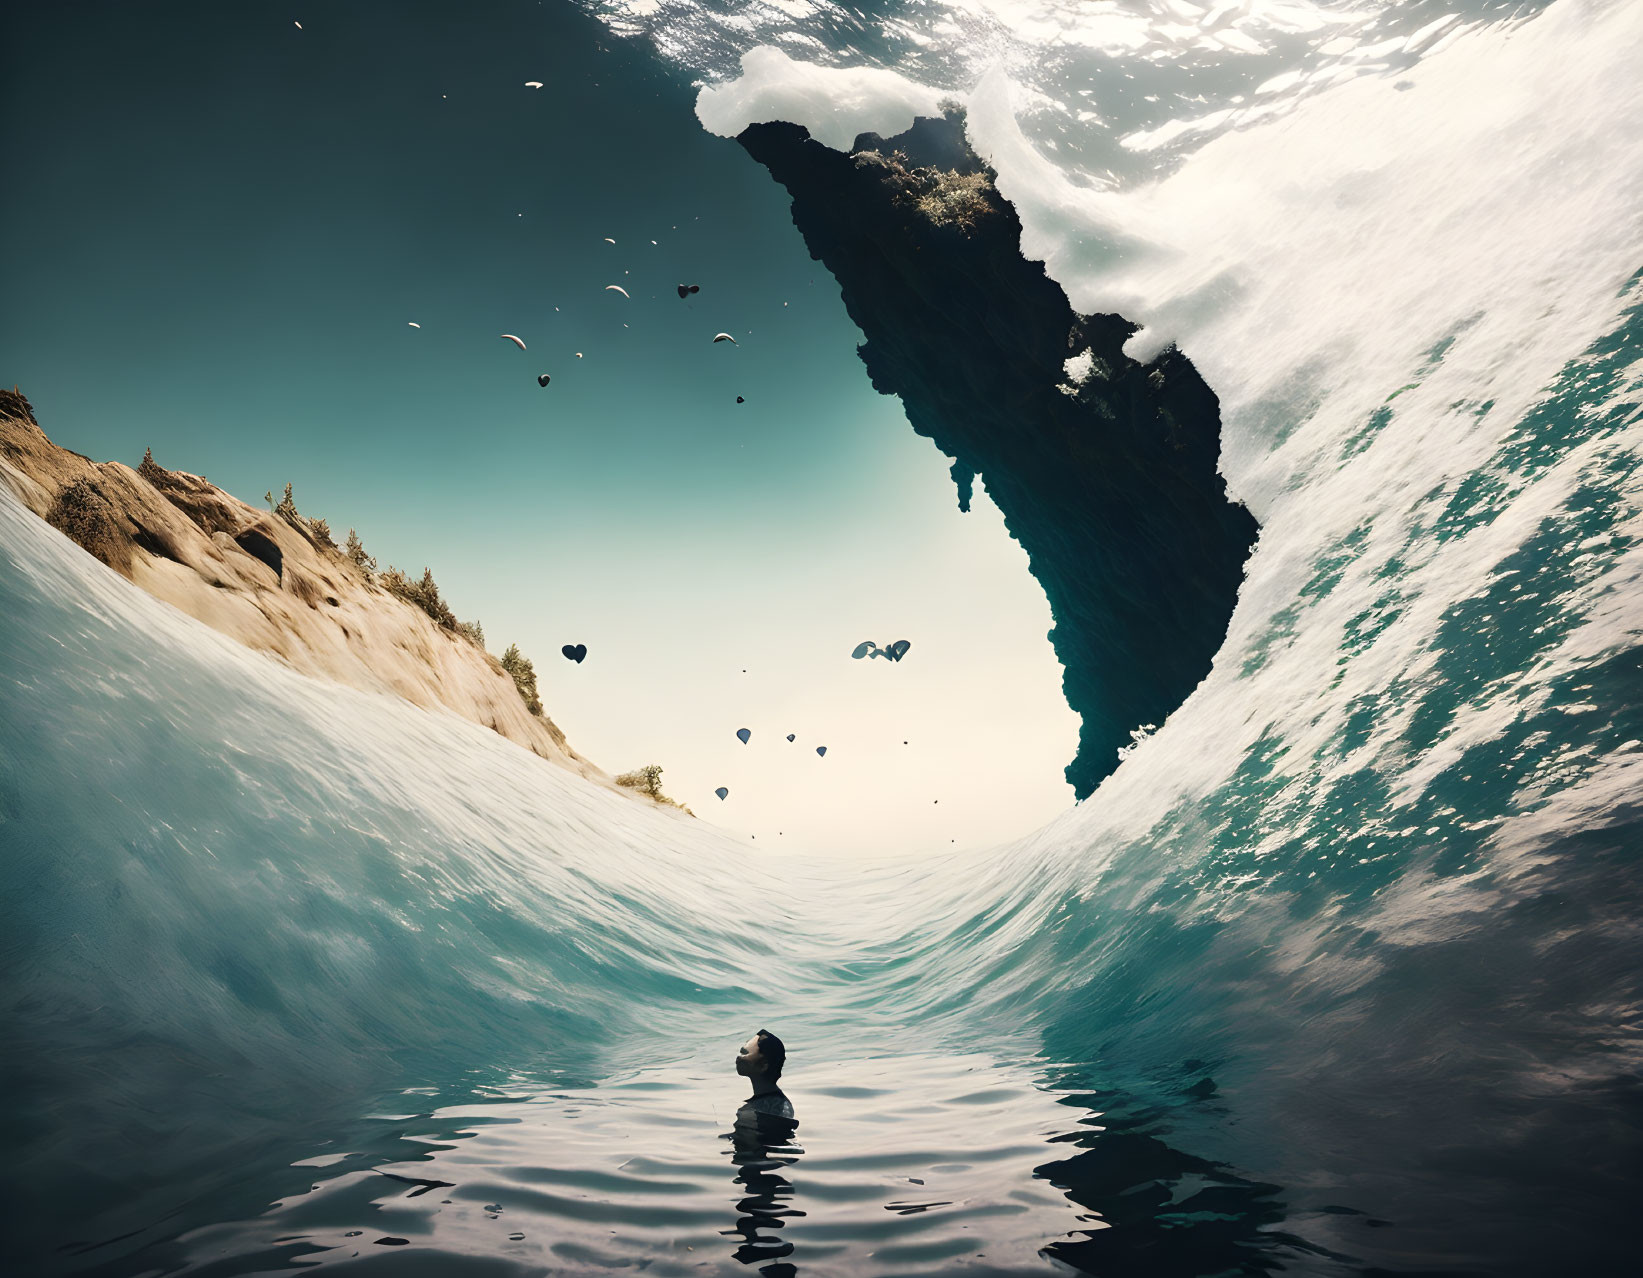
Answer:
[725, 1029, 802, 1266]
[735, 1029, 790, 1111]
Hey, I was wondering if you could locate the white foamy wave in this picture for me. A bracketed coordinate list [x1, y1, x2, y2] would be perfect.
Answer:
[697, 45, 948, 149]
[595, 1, 1559, 183]
[678, 0, 1643, 850]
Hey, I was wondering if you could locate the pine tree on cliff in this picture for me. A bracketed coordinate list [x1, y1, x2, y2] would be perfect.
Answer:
[500, 644, 543, 716]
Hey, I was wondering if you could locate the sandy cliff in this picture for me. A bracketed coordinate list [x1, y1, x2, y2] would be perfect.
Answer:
[0, 387, 622, 793]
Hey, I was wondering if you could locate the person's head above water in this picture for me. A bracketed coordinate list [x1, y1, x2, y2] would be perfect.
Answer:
[735, 1029, 786, 1092]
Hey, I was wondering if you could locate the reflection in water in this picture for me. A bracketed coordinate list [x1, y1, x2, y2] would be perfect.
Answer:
[725, 1029, 805, 1273]
[723, 1089, 805, 1276]
[110, 1045, 1381, 1277]
[1032, 1078, 1349, 1277]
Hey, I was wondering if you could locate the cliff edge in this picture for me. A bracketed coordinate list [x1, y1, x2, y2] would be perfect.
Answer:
[0, 388, 619, 792]
[739, 115, 1260, 798]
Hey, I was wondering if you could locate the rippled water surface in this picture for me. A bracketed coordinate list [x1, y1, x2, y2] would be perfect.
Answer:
[153, 1046, 1124, 1278]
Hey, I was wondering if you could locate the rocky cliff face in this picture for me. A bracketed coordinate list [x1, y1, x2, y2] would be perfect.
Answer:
[738, 116, 1259, 798]
[0, 388, 615, 791]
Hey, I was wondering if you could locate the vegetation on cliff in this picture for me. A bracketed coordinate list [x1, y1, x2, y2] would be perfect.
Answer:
[858, 148, 1000, 235]
[499, 644, 543, 717]
[615, 764, 690, 813]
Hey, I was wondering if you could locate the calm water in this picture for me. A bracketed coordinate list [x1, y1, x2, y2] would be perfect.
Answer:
[147, 1045, 1116, 1278]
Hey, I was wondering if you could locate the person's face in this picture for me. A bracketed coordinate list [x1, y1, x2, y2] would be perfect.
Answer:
[735, 1034, 766, 1079]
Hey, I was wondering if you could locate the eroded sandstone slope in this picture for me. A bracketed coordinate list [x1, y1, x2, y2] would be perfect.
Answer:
[0, 388, 622, 793]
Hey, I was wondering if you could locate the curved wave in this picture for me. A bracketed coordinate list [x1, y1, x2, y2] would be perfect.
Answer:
[4, 2, 1641, 1274]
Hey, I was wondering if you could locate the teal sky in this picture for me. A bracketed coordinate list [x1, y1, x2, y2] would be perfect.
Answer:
[1, 0, 1078, 855]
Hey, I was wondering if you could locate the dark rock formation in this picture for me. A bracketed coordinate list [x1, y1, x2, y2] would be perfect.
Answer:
[738, 115, 1259, 798]
[233, 528, 283, 579]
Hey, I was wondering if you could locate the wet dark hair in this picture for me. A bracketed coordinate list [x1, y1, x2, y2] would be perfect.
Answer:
[756, 1028, 786, 1082]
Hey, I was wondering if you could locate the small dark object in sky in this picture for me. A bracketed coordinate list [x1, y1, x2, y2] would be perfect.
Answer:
[816, 746, 827, 757]
[537, 373, 551, 387]
[677, 283, 700, 298]
[736, 727, 751, 744]
[853, 638, 910, 661]
[562, 643, 587, 663]
[736, 396, 745, 403]
[715, 786, 729, 800]
[786, 734, 795, 742]
[374, 1238, 410, 1246]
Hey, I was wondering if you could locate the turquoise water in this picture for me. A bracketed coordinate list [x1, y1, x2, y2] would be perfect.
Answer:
[3, 293, 1640, 1274]
[4, 1, 1642, 1274]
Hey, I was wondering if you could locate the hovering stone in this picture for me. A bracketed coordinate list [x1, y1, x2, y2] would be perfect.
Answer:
[715, 786, 729, 800]
[736, 396, 744, 403]
[816, 746, 827, 757]
[677, 284, 700, 298]
[889, 639, 911, 661]
[786, 734, 795, 742]
[537, 374, 551, 387]
[736, 728, 751, 744]
[562, 643, 587, 663]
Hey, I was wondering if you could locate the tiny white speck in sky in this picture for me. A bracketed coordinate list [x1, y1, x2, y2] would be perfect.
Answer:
[294, 21, 301, 30]
[525, 81, 543, 89]
[407, 322, 420, 328]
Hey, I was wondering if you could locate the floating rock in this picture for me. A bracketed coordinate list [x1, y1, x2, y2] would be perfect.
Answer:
[537, 374, 551, 387]
[816, 746, 827, 757]
[889, 639, 911, 661]
[736, 728, 751, 744]
[561, 643, 586, 663]
[715, 786, 729, 800]
[677, 283, 700, 298]
[736, 396, 744, 403]
[786, 734, 795, 742]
